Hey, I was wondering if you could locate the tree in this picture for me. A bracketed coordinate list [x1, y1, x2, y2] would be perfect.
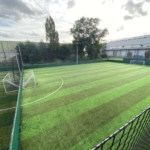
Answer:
[38, 40, 48, 62]
[45, 16, 59, 60]
[58, 44, 71, 61]
[16, 41, 39, 64]
[70, 17, 108, 58]
[45, 16, 59, 44]
[145, 50, 150, 58]
[127, 51, 132, 58]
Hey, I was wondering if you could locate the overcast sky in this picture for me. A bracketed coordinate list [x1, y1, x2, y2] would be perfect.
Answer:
[0, 0, 150, 43]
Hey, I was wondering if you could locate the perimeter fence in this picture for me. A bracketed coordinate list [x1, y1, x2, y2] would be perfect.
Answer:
[0, 41, 23, 150]
[92, 106, 150, 150]
[1, 41, 150, 150]
[9, 70, 23, 150]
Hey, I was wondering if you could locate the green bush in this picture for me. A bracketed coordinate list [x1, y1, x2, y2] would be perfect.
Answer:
[100, 53, 107, 58]
[145, 50, 150, 58]
[127, 51, 132, 58]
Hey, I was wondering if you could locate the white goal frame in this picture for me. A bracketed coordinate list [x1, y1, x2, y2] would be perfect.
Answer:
[23, 70, 36, 89]
[130, 60, 145, 65]
[2, 70, 36, 93]
[2, 73, 20, 93]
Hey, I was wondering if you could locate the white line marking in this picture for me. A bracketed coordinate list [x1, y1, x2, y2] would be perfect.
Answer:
[22, 76, 64, 107]
[0, 106, 16, 112]
[0, 76, 64, 112]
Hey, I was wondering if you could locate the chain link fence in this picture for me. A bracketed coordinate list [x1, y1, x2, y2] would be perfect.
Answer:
[92, 107, 150, 150]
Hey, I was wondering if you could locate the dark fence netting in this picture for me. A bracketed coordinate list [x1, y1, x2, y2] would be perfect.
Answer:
[92, 107, 150, 150]
[0, 41, 23, 150]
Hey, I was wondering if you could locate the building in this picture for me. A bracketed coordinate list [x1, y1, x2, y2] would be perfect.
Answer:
[104, 35, 150, 58]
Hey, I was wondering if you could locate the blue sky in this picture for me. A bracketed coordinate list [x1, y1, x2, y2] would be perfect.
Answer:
[0, 0, 150, 43]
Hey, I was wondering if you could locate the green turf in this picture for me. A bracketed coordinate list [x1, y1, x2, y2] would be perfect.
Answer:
[20, 62, 150, 150]
[0, 71, 18, 150]
[108, 57, 123, 61]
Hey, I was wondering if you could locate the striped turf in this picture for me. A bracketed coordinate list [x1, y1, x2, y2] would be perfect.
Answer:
[0, 71, 17, 150]
[20, 62, 150, 150]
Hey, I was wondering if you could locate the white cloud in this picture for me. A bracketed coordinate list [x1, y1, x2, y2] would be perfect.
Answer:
[67, 0, 75, 9]
[20, 30, 39, 36]
[0, 31, 12, 38]
[0, 0, 47, 21]
[0, 0, 150, 42]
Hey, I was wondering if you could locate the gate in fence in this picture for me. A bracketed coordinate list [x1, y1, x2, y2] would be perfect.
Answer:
[92, 106, 150, 150]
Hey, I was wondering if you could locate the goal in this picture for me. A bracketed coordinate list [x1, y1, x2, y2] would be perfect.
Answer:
[2, 70, 36, 93]
[23, 70, 36, 89]
[130, 60, 145, 65]
[2, 73, 20, 93]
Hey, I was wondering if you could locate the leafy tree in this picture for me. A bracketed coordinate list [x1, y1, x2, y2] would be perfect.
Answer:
[145, 50, 150, 58]
[24, 41, 39, 63]
[45, 16, 59, 44]
[38, 40, 48, 63]
[45, 16, 59, 60]
[58, 44, 71, 61]
[16, 41, 39, 64]
[70, 17, 108, 58]
[127, 51, 132, 58]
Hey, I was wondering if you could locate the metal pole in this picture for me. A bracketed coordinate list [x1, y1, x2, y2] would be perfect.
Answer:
[1, 41, 6, 60]
[16, 55, 21, 76]
[18, 45, 24, 67]
[76, 43, 78, 64]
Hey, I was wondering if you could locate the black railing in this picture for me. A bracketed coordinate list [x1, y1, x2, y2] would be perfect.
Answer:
[92, 107, 150, 150]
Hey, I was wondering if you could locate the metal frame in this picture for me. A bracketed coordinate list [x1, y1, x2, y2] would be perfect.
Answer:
[2, 73, 20, 93]
[23, 70, 36, 89]
[92, 107, 150, 150]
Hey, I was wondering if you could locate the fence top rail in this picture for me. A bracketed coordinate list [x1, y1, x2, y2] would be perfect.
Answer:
[92, 106, 150, 150]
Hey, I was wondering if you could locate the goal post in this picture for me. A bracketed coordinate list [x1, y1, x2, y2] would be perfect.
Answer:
[2, 70, 36, 93]
[130, 60, 145, 65]
[23, 70, 36, 89]
[2, 73, 20, 93]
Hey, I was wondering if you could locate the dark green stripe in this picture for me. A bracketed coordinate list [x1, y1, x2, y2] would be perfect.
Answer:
[0, 111, 15, 128]
[21, 71, 150, 120]
[22, 66, 147, 100]
[20, 82, 150, 150]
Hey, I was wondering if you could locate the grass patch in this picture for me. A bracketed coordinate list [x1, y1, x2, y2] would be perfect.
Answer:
[0, 71, 18, 150]
[20, 62, 150, 149]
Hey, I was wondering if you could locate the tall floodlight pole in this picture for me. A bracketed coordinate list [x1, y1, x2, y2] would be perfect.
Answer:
[76, 43, 78, 64]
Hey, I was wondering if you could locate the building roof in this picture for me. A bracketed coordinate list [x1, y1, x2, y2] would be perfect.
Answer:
[106, 35, 150, 43]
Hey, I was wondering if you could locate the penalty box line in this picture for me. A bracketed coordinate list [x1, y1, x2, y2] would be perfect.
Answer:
[0, 76, 64, 112]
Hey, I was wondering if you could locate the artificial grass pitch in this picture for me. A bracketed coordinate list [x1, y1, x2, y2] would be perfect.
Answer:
[20, 62, 150, 150]
[0, 71, 17, 150]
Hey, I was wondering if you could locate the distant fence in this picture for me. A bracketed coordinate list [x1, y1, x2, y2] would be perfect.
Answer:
[9, 70, 23, 150]
[92, 106, 150, 150]
[123, 58, 150, 66]
[107, 58, 150, 66]
[24, 60, 107, 69]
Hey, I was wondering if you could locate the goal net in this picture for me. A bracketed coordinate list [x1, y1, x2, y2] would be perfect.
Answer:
[2, 73, 20, 93]
[130, 60, 145, 65]
[23, 70, 36, 89]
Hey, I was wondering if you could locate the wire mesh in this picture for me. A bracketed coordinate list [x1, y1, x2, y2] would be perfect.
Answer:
[130, 60, 145, 65]
[92, 107, 150, 150]
[0, 41, 23, 150]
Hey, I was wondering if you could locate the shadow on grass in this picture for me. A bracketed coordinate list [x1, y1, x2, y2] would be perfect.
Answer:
[0, 111, 15, 128]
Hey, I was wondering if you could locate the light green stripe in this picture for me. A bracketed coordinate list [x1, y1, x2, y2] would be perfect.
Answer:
[20, 76, 150, 141]
[22, 68, 149, 104]
[70, 96, 150, 150]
